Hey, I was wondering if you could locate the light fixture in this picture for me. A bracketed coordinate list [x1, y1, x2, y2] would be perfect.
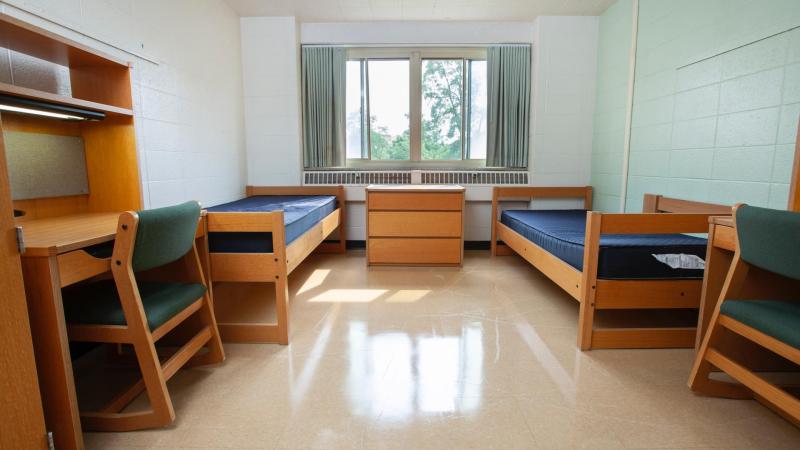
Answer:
[0, 94, 106, 121]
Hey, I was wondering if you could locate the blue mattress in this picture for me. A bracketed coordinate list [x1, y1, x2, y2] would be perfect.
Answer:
[206, 195, 337, 253]
[500, 209, 708, 280]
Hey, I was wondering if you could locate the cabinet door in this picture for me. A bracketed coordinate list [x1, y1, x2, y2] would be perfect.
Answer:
[0, 119, 48, 449]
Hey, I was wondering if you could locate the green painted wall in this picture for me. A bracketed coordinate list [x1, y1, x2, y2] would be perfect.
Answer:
[590, 0, 633, 212]
[592, 0, 800, 212]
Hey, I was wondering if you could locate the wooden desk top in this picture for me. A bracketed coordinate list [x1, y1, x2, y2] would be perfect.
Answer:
[709, 215, 736, 251]
[366, 184, 465, 192]
[17, 213, 119, 257]
[710, 216, 733, 227]
[17, 210, 208, 257]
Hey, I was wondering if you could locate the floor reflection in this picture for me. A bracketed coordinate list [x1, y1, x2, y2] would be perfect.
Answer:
[513, 321, 577, 402]
[288, 303, 339, 408]
[344, 320, 485, 420]
[287, 263, 573, 422]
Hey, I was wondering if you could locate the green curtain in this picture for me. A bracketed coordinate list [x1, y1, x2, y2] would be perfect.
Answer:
[487, 45, 531, 168]
[302, 46, 346, 168]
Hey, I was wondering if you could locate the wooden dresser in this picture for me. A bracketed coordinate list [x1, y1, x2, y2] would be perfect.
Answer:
[366, 185, 465, 266]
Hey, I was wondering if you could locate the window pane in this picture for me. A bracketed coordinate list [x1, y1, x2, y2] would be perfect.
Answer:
[422, 59, 463, 160]
[368, 59, 410, 160]
[468, 60, 487, 160]
[346, 60, 365, 159]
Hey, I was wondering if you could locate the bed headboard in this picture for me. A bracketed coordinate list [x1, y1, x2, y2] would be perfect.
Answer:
[492, 186, 594, 209]
[246, 185, 344, 197]
[642, 194, 731, 215]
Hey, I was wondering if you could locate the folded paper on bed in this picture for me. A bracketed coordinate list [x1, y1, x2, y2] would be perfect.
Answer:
[652, 254, 706, 270]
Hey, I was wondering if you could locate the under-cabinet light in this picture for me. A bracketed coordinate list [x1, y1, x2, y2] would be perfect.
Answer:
[0, 94, 106, 121]
[0, 104, 86, 121]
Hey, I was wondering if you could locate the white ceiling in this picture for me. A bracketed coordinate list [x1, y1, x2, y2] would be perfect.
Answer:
[222, 0, 616, 22]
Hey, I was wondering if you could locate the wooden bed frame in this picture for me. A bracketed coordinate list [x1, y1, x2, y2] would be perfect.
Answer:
[491, 187, 731, 350]
[205, 185, 346, 345]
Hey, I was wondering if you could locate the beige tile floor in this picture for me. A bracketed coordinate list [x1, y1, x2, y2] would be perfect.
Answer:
[84, 251, 800, 449]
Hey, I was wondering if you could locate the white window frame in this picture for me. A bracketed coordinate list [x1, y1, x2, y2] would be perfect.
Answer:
[346, 47, 488, 169]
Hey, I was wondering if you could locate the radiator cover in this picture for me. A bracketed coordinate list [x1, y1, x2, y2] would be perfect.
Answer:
[303, 170, 528, 185]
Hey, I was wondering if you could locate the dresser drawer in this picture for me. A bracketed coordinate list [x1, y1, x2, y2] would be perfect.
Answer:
[369, 211, 461, 237]
[368, 192, 463, 211]
[368, 238, 461, 265]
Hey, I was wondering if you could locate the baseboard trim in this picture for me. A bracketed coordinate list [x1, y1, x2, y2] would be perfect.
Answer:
[464, 241, 490, 250]
[346, 240, 366, 249]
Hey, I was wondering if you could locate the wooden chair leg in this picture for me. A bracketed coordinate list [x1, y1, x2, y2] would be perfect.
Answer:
[754, 392, 800, 427]
[689, 304, 720, 391]
[81, 338, 174, 431]
[131, 337, 174, 427]
[689, 254, 751, 398]
[689, 307, 750, 399]
[276, 276, 290, 345]
[689, 348, 749, 398]
[183, 244, 224, 366]
[188, 292, 225, 366]
[81, 409, 174, 432]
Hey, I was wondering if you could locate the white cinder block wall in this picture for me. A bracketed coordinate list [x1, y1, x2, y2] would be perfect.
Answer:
[241, 18, 600, 242]
[0, 0, 247, 208]
[241, 17, 303, 186]
[527, 15, 599, 216]
[531, 16, 599, 189]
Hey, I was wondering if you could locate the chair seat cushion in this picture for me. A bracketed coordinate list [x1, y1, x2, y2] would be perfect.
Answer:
[63, 280, 206, 331]
[720, 300, 800, 349]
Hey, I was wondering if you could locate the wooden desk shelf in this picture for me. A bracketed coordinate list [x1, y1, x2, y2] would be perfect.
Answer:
[0, 12, 133, 111]
[0, 82, 133, 117]
[0, 11, 141, 222]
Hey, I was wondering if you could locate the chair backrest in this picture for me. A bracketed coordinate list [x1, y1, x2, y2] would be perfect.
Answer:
[131, 201, 201, 272]
[736, 204, 800, 280]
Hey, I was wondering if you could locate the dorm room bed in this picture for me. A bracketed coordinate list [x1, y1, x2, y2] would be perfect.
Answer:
[205, 186, 345, 344]
[491, 187, 731, 350]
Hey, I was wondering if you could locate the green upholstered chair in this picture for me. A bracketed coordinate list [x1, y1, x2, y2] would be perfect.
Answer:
[689, 204, 800, 423]
[62, 201, 225, 431]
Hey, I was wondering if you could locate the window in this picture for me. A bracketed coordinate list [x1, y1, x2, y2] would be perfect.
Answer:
[346, 48, 487, 166]
[345, 61, 365, 160]
[421, 59, 462, 160]
[368, 59, 410, 160]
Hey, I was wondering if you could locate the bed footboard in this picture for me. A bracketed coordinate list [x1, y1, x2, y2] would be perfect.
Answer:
[205, 185, 346, 345]
[206, 209, 286, 282]
[578, 209, 728, 350]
